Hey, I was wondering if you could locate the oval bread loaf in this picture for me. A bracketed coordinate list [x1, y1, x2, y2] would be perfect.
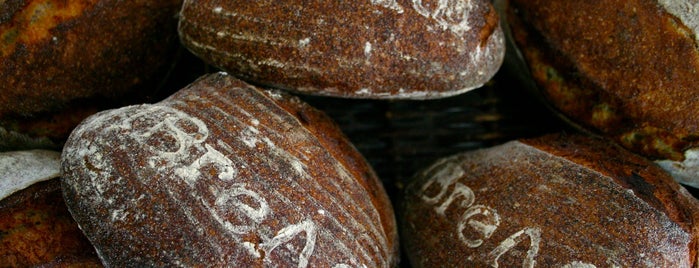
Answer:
[178, 0, 505, 99]
[61, 72, 399, 267]
[402, 134, 699, 267]
[501, 0, 699, 187]
[0, 0, 182, 148]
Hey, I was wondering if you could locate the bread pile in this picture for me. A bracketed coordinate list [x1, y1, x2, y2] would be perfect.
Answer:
[2, 0, 698, 267]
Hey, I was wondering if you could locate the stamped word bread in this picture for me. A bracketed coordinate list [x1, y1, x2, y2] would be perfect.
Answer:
[501, 0, 699, 187]
[178, 0, 505, 99]
[402, 134, 699, 267]
[61, 72, 399, 267]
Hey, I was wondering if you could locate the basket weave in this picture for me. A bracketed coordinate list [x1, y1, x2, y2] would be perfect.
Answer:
[301, 69, 570, 197]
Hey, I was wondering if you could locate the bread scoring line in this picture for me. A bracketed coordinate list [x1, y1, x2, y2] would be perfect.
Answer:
[65, 103, 363, 267]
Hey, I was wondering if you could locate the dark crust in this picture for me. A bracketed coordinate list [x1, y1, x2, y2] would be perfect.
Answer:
[178, 0, 505, 99]
[0, 0, 26, 23]
[506, 0, 699, 160]
[0, 0, 182, 131]
[61, 73, 398, 266]
[522, 134, 699, 266]
[402, 133, 699, 267]
[0, 102, 101, 148]
[259, 87, 400, 262]
[521, 133, 699, 238]
[0, 178, 100, 267]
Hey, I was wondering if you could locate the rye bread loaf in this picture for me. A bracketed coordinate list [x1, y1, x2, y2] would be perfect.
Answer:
[500, 0, 699, 187]
[61, 72, 398, 267]
[402, 134, 699, 267]
[178, 0, 504, 99]
[0, 0, 182, 149]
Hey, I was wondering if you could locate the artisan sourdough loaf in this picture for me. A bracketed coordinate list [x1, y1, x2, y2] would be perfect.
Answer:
[402, 134, 699, 267]
[178, 0, 505, 99]
[0, 0, 182, 149]
[1, 178, 100, 267]
[500, 0, 699, 187]
[61, 72, 398, 267]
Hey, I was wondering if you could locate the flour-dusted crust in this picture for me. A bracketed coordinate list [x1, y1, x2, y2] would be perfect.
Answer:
[61, 72, 398, 267]
[178, 0, 505, 99]
[401, 134, 699, 267]
[0, 179, 100, 267]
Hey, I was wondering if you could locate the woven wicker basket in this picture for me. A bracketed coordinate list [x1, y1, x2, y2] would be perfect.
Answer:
[301, 69, 570, 197]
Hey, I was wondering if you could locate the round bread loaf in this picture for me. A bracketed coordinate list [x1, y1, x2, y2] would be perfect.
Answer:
[499, 0, 699, 187]
[178, 0, 505, 99]
[402, 134, 699, 267]
[61, 72, 399, 267]
[0, 0, 182, 149]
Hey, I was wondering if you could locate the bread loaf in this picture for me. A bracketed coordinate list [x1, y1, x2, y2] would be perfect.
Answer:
[0, 0, 182, 148]
[61, 72, 399, 267]
[500, 0, 699, 186]
[178, 0, 505, 99]
[402, 134, 699, 267]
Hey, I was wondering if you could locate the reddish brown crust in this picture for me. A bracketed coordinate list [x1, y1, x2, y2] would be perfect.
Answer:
[521, 134, 699, 238]
[506, 0, 699, 160]
[178, 0, 504, 99]
[402, 134, 699, 267]
[0, 179, 99, 267]
[262, 88, 399, 259]
[0, 0, 182, 141]
[2, 104, 101, 146]
[526, 134, 699, 266]
[61, 73, 397, 266]
[0, 0, 25, 23]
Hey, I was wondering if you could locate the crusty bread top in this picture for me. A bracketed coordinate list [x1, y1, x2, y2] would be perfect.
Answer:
[61, 72, 397, 267]
[658, 0, 699, 45]
[506, 0, 699, 161]
[0, 149, 60, 201]
[179, 0, 505, 99]
[402, 133, 699, 267]
[522, 133, 699, 237]
[0, 179, 99, 267]
[0, 0, 181, 118]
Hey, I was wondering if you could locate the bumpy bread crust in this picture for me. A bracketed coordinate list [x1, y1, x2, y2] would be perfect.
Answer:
[521, 134, 699, 236]
[0, 179, 99, 267]
[402, 134, 699, 267]
[505, 0, 699, 161]
[178, 0, 505, 99]
[0, 0, 182, 144]
[61, 72, 398, 267]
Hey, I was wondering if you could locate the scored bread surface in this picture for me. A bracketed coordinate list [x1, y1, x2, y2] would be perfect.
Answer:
[178, 0, 505, 99]
[61, 73, 397, 267]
